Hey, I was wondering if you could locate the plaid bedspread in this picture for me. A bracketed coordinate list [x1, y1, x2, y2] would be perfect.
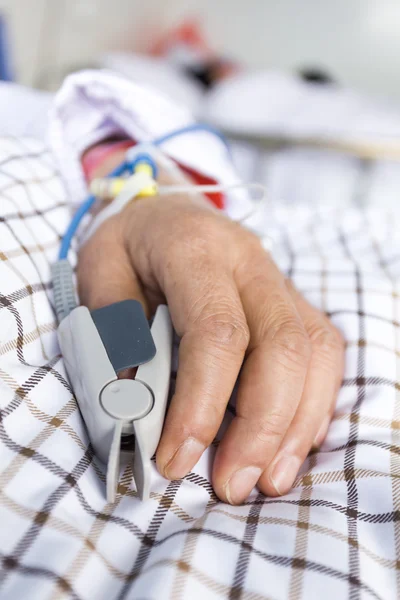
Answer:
[0, 136, 399, 600]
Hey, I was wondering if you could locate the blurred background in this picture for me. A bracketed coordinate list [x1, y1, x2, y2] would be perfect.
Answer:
[2, 0, 400, 100]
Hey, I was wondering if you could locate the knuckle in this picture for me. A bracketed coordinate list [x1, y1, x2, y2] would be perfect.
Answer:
[239, 227, 264, 251]
[175, 420, 215, 448]
[272, 322, 312, 370]
[251, 412, 287, 445]
[310, 323, 346, 356]
[309, 324, 345, 378]
[196, 310, 250, 352]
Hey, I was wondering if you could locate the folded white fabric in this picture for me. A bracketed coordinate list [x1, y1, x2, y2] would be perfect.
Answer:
[102, 52, 205, 116]
[49, 70, 251, 220]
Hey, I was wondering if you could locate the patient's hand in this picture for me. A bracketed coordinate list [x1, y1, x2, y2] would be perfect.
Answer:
[77, 158, 344, 505]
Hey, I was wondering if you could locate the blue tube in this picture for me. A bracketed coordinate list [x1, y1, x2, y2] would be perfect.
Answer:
[127, 153, 158, 179]
[58, 161, 129, 260]
[153, 123, 232, 158]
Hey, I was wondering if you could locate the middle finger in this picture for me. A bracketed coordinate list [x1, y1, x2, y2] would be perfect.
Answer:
[212, 250, 312, 504]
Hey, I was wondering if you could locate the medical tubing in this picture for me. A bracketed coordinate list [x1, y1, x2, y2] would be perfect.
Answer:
[58, 161, 129, 260]
[52, 259, 77, 322]
[59, 124, 232, 261]
[152, 123, 232, 157]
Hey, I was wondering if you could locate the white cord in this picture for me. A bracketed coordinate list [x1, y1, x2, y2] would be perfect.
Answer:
[129, 144, 270, 229]
[82, 176, 272, 250]
[158, 182, 268, 224]
[127, 143, 270, 228]
[160, 180, 273, 249]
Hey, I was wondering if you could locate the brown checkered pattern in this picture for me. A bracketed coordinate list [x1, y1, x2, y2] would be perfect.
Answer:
[0, 136, 399, 599]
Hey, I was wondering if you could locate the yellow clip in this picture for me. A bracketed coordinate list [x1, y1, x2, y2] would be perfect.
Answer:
[91, 176, 158, 201]
[134, 163, 158, 198]
[108, 179, 126, 198]
[91, 159, 158, 201]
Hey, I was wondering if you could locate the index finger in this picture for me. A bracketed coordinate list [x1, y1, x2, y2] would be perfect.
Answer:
[155, 251, 250, 481]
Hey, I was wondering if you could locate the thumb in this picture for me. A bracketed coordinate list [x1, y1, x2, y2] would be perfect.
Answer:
[77, 215, 149, 316]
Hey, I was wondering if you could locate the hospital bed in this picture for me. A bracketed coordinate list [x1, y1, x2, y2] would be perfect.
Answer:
[1, 60, 400, 600]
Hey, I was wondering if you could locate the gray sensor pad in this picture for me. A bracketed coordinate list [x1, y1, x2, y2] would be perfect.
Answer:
[91, 300, 156, 373]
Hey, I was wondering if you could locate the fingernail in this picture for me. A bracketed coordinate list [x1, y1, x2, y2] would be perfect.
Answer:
[270, 455, 300, 496]
[224, 466, 262, 505]
[164, 437, 205, 480]
[313, 416, 331, 448]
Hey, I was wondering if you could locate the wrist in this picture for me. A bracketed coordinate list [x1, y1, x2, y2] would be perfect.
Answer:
[81, 139, 225, 225]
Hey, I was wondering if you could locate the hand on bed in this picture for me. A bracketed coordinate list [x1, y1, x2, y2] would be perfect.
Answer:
[77, 170, 345, 506]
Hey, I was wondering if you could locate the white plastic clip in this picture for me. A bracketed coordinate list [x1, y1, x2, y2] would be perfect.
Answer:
[57, 301, 173, 502]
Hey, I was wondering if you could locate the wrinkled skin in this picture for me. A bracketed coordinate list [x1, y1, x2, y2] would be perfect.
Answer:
[78, 153, 344, 504]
